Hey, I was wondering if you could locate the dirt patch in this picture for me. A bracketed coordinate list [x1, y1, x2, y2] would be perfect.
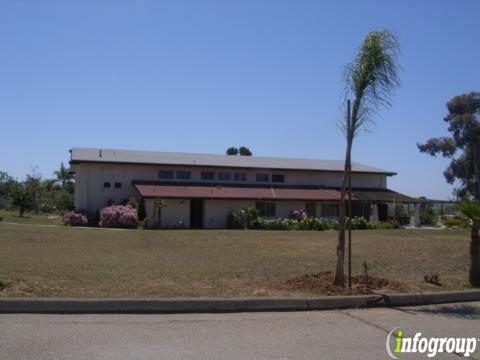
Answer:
[282, 271, 407, 296]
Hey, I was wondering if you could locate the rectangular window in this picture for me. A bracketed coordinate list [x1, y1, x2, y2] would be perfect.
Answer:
[218, 172, 231, 181]
[103, 182, 111, 188]
[114, 182, 122, 189]
[271, 174, 285, 183]
[176, 171, 191, 180]
[233, 173, 247, 182]
[201, 171, 215, 181]
[159, 170, 174, 179]
[256, 173, 270, 182]
[256, 202, 276, 217]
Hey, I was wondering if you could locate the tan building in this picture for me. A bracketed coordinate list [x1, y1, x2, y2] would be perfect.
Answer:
[70, 148, 419, 228]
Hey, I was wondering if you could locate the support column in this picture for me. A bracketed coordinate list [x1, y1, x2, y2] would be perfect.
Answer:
[369, 203, 379, 222]
[410, 203, 421, 227]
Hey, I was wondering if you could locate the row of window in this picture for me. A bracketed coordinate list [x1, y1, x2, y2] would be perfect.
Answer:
[103, 182, 122, 189]
[158, 170, 285, 183]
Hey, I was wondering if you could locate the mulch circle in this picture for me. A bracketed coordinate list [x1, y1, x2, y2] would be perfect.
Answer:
[283, 271, 406, 296]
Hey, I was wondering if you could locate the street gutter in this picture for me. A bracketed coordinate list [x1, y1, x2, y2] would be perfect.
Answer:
[1, 290, 479, 314]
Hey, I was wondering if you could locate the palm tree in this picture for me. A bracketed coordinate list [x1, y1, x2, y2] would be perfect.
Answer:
[54, 162, 73, 188]
[334, 29, 400, 286]
[455, 201, 480, 287]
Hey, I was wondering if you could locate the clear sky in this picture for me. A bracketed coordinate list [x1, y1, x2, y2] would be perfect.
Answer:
[1, 0, 479, 199]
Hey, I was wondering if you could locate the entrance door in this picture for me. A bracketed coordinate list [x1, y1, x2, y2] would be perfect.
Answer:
[190, 199, 204, 229]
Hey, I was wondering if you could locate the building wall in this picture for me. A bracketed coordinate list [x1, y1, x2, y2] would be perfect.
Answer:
[145, 198, 190, 228]
[71, 162, 389, 213]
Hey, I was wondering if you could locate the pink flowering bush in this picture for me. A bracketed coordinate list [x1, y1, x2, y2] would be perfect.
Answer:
[63, 209, 90, 226]
[290, 209, 307, 221]
[99, 205, 138, 229]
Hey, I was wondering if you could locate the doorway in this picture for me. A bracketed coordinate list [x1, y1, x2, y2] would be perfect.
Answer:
[190, 199, 204, 229]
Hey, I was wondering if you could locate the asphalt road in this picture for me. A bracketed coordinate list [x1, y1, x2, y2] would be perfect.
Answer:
[1, 302, 479, 360]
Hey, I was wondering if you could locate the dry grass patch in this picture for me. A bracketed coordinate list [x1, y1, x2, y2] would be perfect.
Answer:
[0, 223, 471, 298]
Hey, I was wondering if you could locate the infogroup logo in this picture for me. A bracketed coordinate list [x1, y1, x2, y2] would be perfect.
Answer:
[386, 327, 478, 358]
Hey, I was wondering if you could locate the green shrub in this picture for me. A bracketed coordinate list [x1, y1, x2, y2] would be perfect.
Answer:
[367, 221, 399, 229]
[420, 206, 438, 225]
[441, 217, 469, 229]
[226, 208, 260, 229]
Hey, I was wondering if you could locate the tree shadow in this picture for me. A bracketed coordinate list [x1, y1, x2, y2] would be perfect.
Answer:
[410, 303, 480, 320]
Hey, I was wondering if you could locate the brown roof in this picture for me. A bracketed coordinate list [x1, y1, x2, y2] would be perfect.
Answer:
[134, 184, 348, 201]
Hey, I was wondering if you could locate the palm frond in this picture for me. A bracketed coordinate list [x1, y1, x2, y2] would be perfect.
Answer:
[342, 29, 400, 134]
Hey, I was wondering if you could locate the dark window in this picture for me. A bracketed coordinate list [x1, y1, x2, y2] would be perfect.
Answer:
[233, 173, 247, 182]
[103, 182, 111, 188]
[271, 174, 285, 183]
[201, 171, 215, 181]
[159, 170, 174, 179]
[321, 203, 339, 217]
[256, 202, 276, 217]
[176, 171, 191, 180]
[256, 173, 270, 182]
[218, 172, 231, 181]
[114, 182, 122, 189]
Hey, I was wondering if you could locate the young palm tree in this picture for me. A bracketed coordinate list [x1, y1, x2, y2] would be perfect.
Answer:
[54, 162, 72, 188]
[455, 201, 480, 287]
[334, 29, 400, 286]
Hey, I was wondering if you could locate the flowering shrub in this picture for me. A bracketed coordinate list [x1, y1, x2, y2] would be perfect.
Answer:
[290, 209, 307, 221]
[99, 205, 138, 229]
[63, 209, 90, 226]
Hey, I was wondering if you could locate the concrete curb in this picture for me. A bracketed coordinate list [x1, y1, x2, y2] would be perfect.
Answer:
[0, 290, 479, 314]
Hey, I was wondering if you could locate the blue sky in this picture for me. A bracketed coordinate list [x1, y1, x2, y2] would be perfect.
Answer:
[1, 0, 478, 199]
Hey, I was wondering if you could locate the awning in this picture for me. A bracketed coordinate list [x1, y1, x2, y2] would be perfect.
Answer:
[351, 189, 419, 203]
[134, 184, 348, 201]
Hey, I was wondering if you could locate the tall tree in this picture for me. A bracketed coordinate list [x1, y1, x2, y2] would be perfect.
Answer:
[226, 147, 239, 156]
[455, 201, 480, 287]
[54, 162, 73, 189]
[0, 171, 17, 198]
[417, 92, 480, 200]
[239, 146, 252, 156]
[334, 29, 400, 286]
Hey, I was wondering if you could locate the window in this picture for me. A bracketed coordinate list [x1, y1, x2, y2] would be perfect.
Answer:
[159, 170, 174, 179]
[233, 173, 247, 182]
[271, 174, 285, 183]
[256, 202, 276, 217]
[218, 172, 231, 181]
[103, 182, 111, 188]
[201, 171, 215, 181]
[114, 182, 122, 189]
[256, 173, 270, 182]
[176, 171, 191, 180]
[321, 203, 339, 218]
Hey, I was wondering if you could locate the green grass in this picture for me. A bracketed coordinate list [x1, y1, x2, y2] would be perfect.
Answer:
[0, 219, 472, 298]
[0, 210, 63, 226]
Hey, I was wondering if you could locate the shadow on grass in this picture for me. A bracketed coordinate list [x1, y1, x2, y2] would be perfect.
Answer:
[411, 304, 480, 320]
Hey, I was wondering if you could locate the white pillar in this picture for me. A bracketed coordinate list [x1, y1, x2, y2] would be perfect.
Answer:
[369, 204, 379, 222]
[410, 204, 421, 227]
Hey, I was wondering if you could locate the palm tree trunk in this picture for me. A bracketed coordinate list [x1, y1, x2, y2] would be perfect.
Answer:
[334, 135, 352, 286]
[471, 221, 480, 287]
[334, 100, 353, 286]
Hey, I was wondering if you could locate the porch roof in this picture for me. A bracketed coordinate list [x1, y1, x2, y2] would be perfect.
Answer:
[134, 184, 349, 201]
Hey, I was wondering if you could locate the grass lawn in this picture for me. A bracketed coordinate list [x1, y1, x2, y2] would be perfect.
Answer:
[0, 214, 472, 298]
[0, 209, 63, 226]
